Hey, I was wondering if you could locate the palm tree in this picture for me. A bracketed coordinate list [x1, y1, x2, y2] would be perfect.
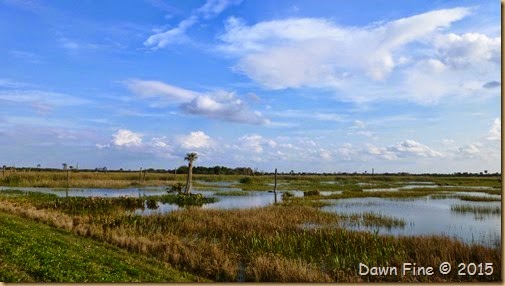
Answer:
[184, 152, 198, 194]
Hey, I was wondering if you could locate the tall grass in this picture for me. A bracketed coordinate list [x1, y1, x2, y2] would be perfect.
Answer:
[451, 205, 501, 215]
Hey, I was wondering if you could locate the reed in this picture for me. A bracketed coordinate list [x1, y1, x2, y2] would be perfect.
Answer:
[450, 204, 501, 214]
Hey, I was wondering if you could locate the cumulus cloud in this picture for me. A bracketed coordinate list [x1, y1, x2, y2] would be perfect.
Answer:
[434, 33, 500, 68]
[237, 134, 276, 153]
[112, 129, 143, 147]
[366, 140, 442, 160]
[181, 91, 268, 124]
[177, 131, 212, 149]
[145, 0, 242, 49]
[486, 118, 501, 141]
[125, 79, 267, 124]
[219, 7, 470, 89]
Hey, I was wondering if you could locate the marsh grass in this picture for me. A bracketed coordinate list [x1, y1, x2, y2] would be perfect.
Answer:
[457, 195, 501, 202]
[339, 212, 406, 228]
[0, 194, 500, 282]
[451, 205, 501, 215]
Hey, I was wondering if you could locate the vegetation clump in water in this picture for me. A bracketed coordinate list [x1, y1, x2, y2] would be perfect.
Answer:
[304, 190, 320, 196]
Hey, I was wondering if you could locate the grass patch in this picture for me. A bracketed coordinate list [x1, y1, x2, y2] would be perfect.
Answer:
[0, 210, 203, 282]
[339, 212, 406, 228]
[451, 205, 501, 215]
[457, 195, 501, 202]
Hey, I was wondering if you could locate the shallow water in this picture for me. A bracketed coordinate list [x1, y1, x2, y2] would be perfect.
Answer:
[321, 197, 501, 246]
[0, 186, 170, 197]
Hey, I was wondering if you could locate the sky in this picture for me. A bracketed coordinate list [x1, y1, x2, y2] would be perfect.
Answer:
[0, 0, 501, 173]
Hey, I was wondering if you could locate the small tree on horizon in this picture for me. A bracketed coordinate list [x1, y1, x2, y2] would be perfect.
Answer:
[183, 152, 198, 194]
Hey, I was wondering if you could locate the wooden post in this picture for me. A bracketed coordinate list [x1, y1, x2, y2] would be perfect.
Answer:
[273, 168, 277, 203]
[139, 167, 142, 183]
[2, 166, 5, 178]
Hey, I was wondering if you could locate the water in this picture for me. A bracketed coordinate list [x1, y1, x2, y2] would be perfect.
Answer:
[195, 180, 237, 187]
[135, 190, 284, 215]
[0, 186, 169, 197]
[321, 197, 501, 246]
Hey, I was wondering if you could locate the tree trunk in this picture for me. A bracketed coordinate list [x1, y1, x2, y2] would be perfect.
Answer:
[185, 162, 193, 194]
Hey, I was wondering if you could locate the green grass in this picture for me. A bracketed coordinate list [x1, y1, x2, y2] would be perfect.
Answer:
[0, 210, 204, 282]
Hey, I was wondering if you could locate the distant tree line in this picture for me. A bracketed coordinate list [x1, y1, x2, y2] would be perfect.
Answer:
[0, 164, 501, 176]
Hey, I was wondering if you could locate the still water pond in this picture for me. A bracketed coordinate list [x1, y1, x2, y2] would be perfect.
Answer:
[321, 196, 501, 247]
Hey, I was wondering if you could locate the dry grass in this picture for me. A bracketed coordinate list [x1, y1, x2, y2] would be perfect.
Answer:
[245, 253, 333, 282]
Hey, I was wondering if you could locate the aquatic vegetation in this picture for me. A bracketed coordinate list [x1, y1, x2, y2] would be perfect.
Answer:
[156, 193, 218, 207]
[339, 212, 406, 228]
[304, 190, 320, 196]
[457, 195, 501, 202]
[451, 204, 501, 215]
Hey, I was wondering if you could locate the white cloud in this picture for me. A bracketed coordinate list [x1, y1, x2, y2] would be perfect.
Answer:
[237, 134, 276, 153]
[366, 140, 442, 160]
[112, 129, 143, 147]
[124, 79, 198, 103]
[177, 131, 212, 149]
[486, 118, 501, 141]
[335, 143, 356, 161]
[434, 33, 500, 68]
[145, 0, 241, 49]
[182, 90, 268, 124]
[319, 149, 332, 160]
[126, 80, 268, 124]
[219, 7, 471, 89]
[388, 139, 442, 157]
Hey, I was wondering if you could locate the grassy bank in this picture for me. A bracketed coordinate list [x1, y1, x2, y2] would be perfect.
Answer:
[0, 210, 204, 282]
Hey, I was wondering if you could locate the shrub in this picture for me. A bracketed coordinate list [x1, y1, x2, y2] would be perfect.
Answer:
[239, 177, 253, 184]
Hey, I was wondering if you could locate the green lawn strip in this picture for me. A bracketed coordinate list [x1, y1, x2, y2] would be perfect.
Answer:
[0, 211, 204, 282]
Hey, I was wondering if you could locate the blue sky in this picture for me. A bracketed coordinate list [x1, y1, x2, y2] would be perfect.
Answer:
[0, 0, 501, 173]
